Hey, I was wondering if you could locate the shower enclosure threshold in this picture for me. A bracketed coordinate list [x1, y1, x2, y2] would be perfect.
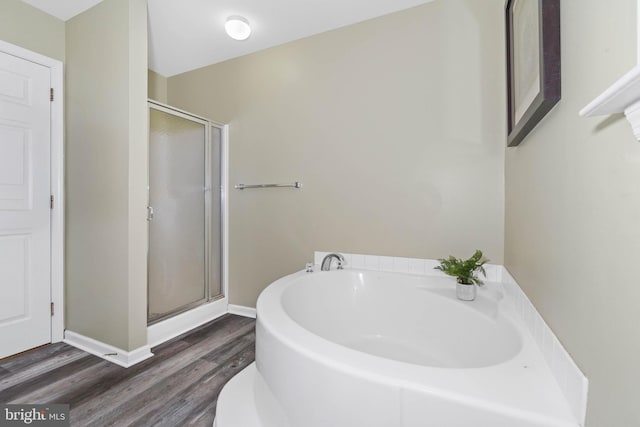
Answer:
[147, 298, 228, 347]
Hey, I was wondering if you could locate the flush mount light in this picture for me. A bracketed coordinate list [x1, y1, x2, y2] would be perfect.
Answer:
[225, 15, 251, 41]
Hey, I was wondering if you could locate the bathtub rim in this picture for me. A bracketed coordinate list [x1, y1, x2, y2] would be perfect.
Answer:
[279, 269, 523, 369]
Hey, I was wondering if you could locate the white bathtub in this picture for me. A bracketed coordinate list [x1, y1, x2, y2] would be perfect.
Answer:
[215, 269, 578, 427]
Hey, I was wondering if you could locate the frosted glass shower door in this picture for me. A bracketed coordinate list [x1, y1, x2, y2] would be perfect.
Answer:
[148, 107, 207, 323]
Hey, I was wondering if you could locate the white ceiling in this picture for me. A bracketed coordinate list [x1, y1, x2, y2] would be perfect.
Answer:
[21, 0, 104, 21]
[21, 0, 434, 77]
[147, 0, 434, 77]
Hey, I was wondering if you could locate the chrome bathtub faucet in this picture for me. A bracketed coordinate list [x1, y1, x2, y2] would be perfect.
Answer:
[320, 253, 346, 271]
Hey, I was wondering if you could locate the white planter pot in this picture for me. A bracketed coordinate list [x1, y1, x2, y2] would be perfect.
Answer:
[456, 283, 476, 301]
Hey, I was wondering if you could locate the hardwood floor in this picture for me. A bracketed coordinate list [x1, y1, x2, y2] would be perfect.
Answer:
[0, 314, 256, 426]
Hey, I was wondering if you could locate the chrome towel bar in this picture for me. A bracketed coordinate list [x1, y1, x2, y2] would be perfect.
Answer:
[234, 181, 302, 190]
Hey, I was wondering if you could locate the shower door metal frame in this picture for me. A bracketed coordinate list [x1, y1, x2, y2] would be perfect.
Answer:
[147, 100, 227, 325]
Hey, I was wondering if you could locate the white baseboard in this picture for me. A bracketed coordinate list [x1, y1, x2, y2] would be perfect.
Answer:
[228, 304, 256, 318]
[147, 298, 228, 348]
[64, 330, 153, 368]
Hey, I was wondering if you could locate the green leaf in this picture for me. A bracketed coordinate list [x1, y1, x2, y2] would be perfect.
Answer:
[433, 250, 489, 286]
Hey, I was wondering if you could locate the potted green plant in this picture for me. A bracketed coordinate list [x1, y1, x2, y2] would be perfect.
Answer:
[434, 250, 489, 301]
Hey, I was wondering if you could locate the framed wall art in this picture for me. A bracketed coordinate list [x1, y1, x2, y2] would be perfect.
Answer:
[505, 0, 561, 147]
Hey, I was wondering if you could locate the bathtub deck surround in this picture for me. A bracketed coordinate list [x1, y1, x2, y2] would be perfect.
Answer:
[312, 251, 503, 281]
[215, 252, 588, 426]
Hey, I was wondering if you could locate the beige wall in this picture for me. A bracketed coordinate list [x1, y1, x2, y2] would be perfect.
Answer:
[66, 0, 148, 351]
[168, 0, 506, 307]
[127, 0, 150, 351]
[0, 0, 65, 61]
[148, 69, 168, 103]
[504, 0, 639, 425]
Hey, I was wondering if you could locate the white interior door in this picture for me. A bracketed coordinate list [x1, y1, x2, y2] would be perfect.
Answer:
[0, 51, 51, 359]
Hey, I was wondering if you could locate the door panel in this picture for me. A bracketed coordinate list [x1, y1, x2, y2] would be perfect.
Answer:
[0, 124, 31, 210]
[0, 233, 28, 321]
[148, 108, 207, 322]
[0, 51, 51, 359]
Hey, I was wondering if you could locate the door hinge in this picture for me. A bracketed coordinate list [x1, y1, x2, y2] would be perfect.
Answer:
[50, 302, 54, 316]
[50, 88, 54, 102]
[50, 195, 54, 209]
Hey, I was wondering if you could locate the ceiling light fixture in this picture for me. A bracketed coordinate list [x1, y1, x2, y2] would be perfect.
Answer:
[225, 16, 251, 41]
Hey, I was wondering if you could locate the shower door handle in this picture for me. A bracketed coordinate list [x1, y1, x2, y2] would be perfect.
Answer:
[147, 206, 154, 221]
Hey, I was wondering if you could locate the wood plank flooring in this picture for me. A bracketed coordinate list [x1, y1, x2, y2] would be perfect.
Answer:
[0, 314, 256, 426]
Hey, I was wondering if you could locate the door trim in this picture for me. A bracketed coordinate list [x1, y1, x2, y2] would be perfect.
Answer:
[0, 40, 64, 343]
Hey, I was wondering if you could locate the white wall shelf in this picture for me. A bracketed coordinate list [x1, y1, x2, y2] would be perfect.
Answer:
[580, 64, 640, 140]
[580, 1, 640, 140]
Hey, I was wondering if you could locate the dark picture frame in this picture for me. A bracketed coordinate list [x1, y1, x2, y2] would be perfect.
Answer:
[505, 0, 561, 147]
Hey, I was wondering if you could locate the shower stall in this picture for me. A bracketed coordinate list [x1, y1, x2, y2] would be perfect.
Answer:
[147, 101, 227, 326]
